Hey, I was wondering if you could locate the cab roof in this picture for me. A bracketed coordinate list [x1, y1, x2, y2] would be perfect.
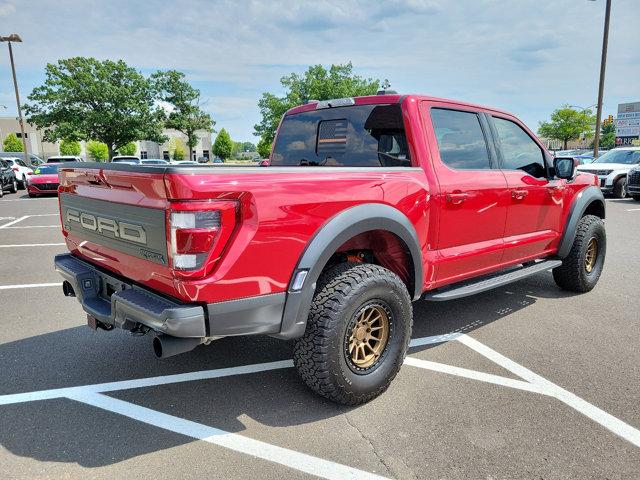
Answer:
[285, 93, 512, 117]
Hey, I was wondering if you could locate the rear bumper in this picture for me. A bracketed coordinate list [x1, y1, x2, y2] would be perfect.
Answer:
[54, 253, 285, 338]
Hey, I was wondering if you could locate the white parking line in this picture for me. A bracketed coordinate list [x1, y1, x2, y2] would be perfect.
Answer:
[0, 330, 638, 480]
[404, 356, 546, 394]
[69, 392, 389, 480]
[0, 282, 61, 291]
[457, 334, 640, 448]
[626, 208, 640, 212]
[0, 198, 58, 202]
[1, 225, 59, 229]
[0, 360, 294, 406]
[0, 243, 65, 248]
[0, 215, 28, 228]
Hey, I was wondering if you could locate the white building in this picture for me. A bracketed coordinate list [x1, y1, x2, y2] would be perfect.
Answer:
[0, 116, 211, 161]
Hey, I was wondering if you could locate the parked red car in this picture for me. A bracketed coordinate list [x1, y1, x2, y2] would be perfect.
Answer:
[27, 164, 61, 197]
[55, 93, 606, 404]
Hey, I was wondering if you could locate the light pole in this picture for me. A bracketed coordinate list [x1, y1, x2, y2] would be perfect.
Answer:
[0, 33, 31, 167]
[591, 0, 612, 158]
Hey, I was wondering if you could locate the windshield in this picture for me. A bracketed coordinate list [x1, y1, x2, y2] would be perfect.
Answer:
[271, 104, 411, 167]
[33, 165, 60, 174]
[593, 149, 640, 164]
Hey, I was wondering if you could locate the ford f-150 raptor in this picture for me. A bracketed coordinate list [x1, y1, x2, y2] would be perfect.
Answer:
[55, 93, 606, 405]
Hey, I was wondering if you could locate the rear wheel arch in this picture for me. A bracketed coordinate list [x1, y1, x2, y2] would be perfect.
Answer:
[277, 203, 423, 339]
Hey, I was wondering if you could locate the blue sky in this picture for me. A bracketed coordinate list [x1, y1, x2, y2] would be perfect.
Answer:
[0, 0, 638, 143]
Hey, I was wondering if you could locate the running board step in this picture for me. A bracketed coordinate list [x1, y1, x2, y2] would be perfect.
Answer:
[423, 260, 563, 301]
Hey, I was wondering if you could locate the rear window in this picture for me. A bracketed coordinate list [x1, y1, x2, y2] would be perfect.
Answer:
[271, 104, 411, 167]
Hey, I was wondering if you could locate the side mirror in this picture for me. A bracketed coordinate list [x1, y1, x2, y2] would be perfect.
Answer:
[554, 157, 578, 180]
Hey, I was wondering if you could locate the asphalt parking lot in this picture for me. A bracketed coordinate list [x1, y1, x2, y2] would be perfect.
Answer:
[0, 193, 638, 479]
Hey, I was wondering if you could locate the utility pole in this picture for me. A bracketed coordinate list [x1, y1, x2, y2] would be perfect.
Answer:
[593, 0, 612, 158]
[0, 34, 31, 167]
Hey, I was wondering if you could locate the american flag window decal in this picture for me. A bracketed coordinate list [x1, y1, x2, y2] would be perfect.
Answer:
[317, 119, 348, 156]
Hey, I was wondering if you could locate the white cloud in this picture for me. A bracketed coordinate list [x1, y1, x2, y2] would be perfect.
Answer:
[0, 2, 15, 17]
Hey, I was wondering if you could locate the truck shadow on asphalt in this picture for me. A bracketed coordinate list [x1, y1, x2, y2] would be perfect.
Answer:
[0, 273, 578, 468]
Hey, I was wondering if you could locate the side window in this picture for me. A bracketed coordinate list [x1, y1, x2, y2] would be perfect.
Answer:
[430, 108, 492, 170]
[493, 117, 546, 178]
[17, 160, 27, 167]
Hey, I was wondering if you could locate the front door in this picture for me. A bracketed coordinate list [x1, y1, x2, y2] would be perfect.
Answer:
[423, 104, 509, 285]
[489, 115, 564, 263]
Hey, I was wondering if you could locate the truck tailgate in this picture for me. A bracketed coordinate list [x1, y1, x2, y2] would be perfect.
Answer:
[58, 165, 176, 296]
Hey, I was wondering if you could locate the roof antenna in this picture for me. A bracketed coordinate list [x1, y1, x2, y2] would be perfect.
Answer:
[377, 79, 397, 95]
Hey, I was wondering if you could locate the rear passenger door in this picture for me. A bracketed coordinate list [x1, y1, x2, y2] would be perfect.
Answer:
[423, 104, 508, 285]
[488, 115, 564, 263]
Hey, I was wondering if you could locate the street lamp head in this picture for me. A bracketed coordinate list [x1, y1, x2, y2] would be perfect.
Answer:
[0, 34, 22, 43]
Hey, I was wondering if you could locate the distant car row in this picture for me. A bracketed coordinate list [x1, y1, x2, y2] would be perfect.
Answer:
[576, 147, 640, 199]
[0, 157, 65, 198]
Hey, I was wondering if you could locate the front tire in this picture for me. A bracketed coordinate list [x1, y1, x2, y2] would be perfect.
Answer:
[293, 263, 413, 405]
[613, 177, 627, 199]
[633, 195, 640, 202]
[9, 179, 17, 194]
[553, 215, 606, 292]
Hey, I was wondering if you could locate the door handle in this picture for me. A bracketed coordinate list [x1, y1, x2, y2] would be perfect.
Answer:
[511, 189, 528, 200]
[446, 192, 468, 205]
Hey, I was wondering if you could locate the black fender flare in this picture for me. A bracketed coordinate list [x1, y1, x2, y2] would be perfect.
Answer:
[275, 203, 423, 339]
[556, 185, 605, 259]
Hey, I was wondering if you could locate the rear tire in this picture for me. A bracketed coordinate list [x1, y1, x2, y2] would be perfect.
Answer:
[553, 215, 606, 293]
[633, 195, 640, 202]
[293, 263, 413, 405]
[9, 179, 17, 194]
[613, 177, 627, 199]
[19, 177, 27, 190]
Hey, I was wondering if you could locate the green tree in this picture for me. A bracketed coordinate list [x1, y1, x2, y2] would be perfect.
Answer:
[86, 140, 109, 161]
[591, 121, 616, 150]
[3, 133, 23, 152]
[59, 139, 81, 156]
[241, 141, 255, 152]
[152, 70, 215, 156]
[254, 62, 380, 144]
[25, 57, 166, 160]
[117, 141, 137, 156]
[168, 138, 186, 160]
[256, 136, 272, 159]
[212, 128, 233, 161]
[538, 105, 595, 149]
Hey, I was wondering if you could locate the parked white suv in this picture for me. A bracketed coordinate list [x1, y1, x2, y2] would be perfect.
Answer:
[3, 157, 33, 189]
[577, 147, 640, 198]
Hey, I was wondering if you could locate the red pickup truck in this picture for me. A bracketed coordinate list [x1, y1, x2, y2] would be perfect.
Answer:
[55, 93, 606, 405]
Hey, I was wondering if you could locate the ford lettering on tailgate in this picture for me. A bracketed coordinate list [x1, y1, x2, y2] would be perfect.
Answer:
[60, 193, 168, 265]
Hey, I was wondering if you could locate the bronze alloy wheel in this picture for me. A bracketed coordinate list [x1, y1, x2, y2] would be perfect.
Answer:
[347, 302, 391, 370]
[585, 237, 598, 273]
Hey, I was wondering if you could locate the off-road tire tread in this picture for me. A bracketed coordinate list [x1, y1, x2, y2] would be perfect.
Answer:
[293, 262, 412, 405]
[553, 214, 605, 292]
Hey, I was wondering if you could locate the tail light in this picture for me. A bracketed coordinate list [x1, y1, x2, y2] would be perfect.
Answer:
[168, 200, 238, 279]
[12, 167, 19, 172]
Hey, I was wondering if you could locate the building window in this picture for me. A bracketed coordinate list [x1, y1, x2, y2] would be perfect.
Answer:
[162, 150, 170, 160]
[16, 132, 28, 139]
[140, 151, 148, 159]
[203, 150, 210, 159]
